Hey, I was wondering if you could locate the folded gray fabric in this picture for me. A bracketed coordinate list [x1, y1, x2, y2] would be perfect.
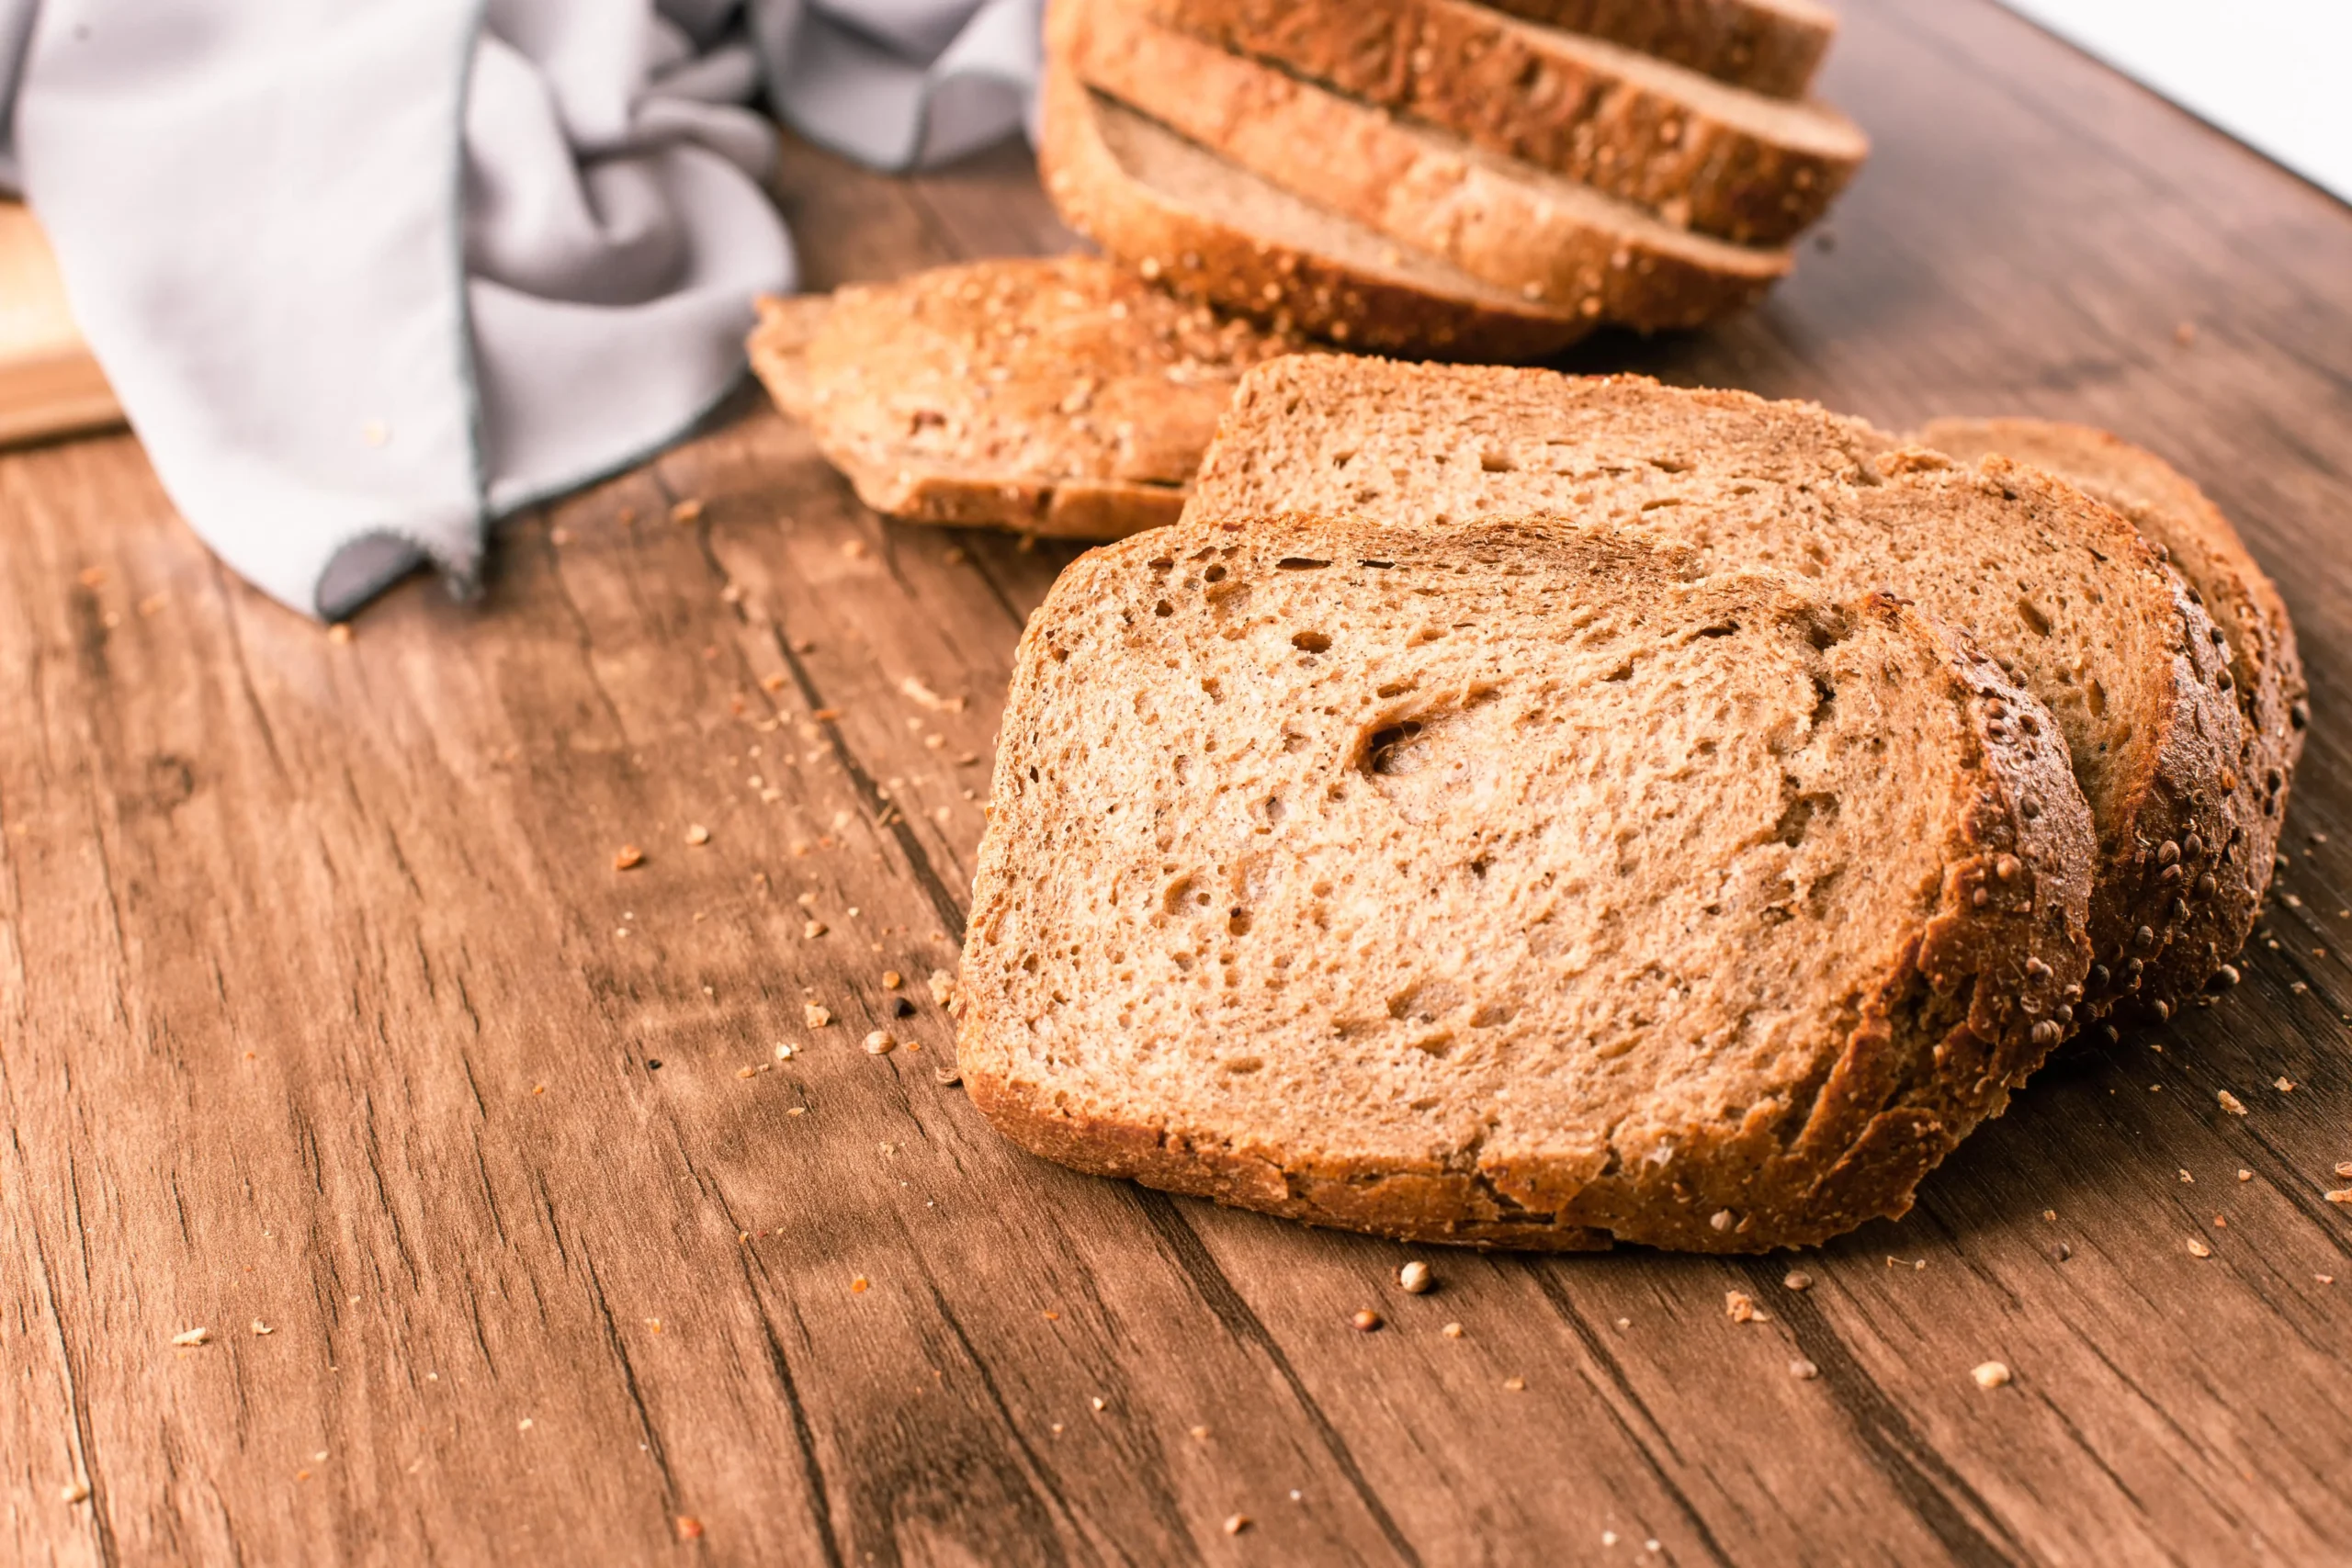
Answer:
[0, 0, 1041, 618]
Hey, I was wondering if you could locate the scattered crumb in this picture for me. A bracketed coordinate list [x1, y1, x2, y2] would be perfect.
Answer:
[2335, 1162, 2352, 1179]
[863, 1031, 895, 1055]
[805, 1004, 831, 1029]
[1398, 1260, 1435, 1294]
[1351, 1309, 1383, 1332]
[1602, 1530, 1619, 1548]
[1782, 1270, 1813, 1292]
[736, 1066, 759, 1079]
[1502, 1376, 1527, 1392]
[171, 1327, 210, 1348]
[1224, 1515, 1250, 1537]
[2276, 1077, 2296, 1092]
[613, 845, 644, 871]
[60, 1482, 90, 1505]
[1790, 1359, 1819, 1380]
[670, 499, 703, 525]
[1044, 1311, 1060, 1322]
[2179, 1169, 2195, 1184]
[674, 1516, 704, 1541]
[1091, 1397, 1106, 1412]
[252, 1319, 273, 1336]
[882, 970, 903, 990]
[1190, 1425, 1210, 1440]
[805, 920, 828, 939]
[326, 623, 354, 645]
[2326, 1190, 2352, 1206]
[1725, 1291, 1766, 1324]
[842, 538, 869, 558]
[684, 825, 710, 847]
[1442, 1322, 1464, 1339]
[851, 1277, 869, 1294]
[1972, 1361, 2012, 1390]
[2218, 1089, 2247, 1115]
[2187, 1237, 2214, 1258]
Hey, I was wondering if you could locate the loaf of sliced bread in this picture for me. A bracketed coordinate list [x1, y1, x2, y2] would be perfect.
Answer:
[1916, 417, 2304, 1008]
[1064, 0, 1793, 316]
[1187, 360, 2253, 1021]
[745, 257, 1298, 539]
[1478, 0, 1836, 97]
[961, 518, 2094, 1250]
[1134, 0, 1864, 244]
[1037, 66, 1602, 361]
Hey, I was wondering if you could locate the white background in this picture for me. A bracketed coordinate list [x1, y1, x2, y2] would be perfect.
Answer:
[2000, 0, 2352, 202]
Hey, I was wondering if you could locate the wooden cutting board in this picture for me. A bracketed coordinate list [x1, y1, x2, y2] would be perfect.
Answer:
[0, 200, 122, 448]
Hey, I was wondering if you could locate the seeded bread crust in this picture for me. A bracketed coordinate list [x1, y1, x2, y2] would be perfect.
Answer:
[1476, 0, 1835, 97]
[1914, 419, 2302, 1010]
[1133, 0, 1863, 245]
[1066, 0, 1792, 315]
[961, 519, 2094, 1251]
[1037, 67, 1599, 361]
[1187, 360, 2249, 1025]
[745, 260, 1295, 539]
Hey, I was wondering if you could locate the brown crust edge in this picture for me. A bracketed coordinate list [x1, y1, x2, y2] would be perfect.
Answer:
[957, 522, 2096, 1253]
[1481, 0, 1834, 98]
[1035, 63, 1596, 363]
[1901, 436, 2279, 1018]
[1134, 0, 1860, 246]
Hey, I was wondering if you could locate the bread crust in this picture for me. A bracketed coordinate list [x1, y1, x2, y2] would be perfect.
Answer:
[1135, 0, 1862, 245]
[1186, 361, 2249, 1029]
[1036, 66, 1599, 362]
[1474, 0, 1834, 97]
[1914, 418, 2302, 1011]
[745, 260, 1289, 540]
[1067, 0, 1791, 320]
[960, 519, 2096, 1251]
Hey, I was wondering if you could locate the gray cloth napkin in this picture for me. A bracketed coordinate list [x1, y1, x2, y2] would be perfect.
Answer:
[0, 0, 1041, 618]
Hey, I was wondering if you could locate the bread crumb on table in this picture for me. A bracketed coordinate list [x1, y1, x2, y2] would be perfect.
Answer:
[171, 1327, 210, 1348]
[1782, 1270, 1813, 1292]
[612, 845, 644, 871]
[1351, 1309, 1383, 1332]
[669, 499, 703, 525]
[805, 1004, 831, 1028]
[684, 825, 710, 846]
[1398, 1260, 1434, 1294]
[864, 1031, 896, 1055]
[60, 1482, 90, 1505]
[1972, 1361, 2012, 1390]
[1223, 1515, 1250, 1536]
[1442, 1322, 1464, 1338]
[2218, 1089, 2248, 1115]
[1725, 1292, 1765, 1324]
[1790, 1359, 1819, 1380]
[673, 1516, 704, 1541]
[2187, 1237, 2214, 1258]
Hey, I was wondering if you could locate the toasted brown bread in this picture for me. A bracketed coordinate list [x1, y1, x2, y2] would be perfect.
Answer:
[1036, 64, 1603, 361]
[962, 518, 2093, 1250]
[746, 257, 1296, 539]
[1134, 0, 1863, 244]
[1187, 359, 2252, 1021]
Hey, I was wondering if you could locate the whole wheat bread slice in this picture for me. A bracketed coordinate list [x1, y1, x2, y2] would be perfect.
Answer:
[1479, 0, 1835, 97]
[1038, 65, 1602, 361]
[1915, 417, 2301, 1011]
[961, 518, 2094, 1250]
[1063, 0, 1795, 311]
[1133, 0, 1863, 244]
[1187, 360, 2252, 1021]
[745, 258, 1297, 539]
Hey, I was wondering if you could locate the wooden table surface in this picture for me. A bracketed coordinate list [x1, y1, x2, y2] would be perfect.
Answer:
[6, 3, 2350, 1563]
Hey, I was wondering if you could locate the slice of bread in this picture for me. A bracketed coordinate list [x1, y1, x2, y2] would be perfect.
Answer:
[1037, 66, 1600, 361]
[1063, 0, 1793, 315]
[1186, 359, 2252, 1021]
[1914, 418, 2304, 1010]
[961, 518, 2094, 1250]
[1476, 0, 1836, 98]
[1134, 0, 1864, 245]
[745, 257, 1298, 539]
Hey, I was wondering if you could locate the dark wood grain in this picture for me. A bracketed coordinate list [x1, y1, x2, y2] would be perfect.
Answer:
[5, 3, 2350, 1562]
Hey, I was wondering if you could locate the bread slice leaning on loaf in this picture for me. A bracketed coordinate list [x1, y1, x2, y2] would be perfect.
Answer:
[1187, 360, 2252, 1021]
[1134, 0, 1864, 245]
[1036, 66, 1598, 361]
[960, 519, 2095, 1250]
[1063, 0, 1792, 316]
[746, 257, 1298, 539]
[1914, 419, 2305, 956]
